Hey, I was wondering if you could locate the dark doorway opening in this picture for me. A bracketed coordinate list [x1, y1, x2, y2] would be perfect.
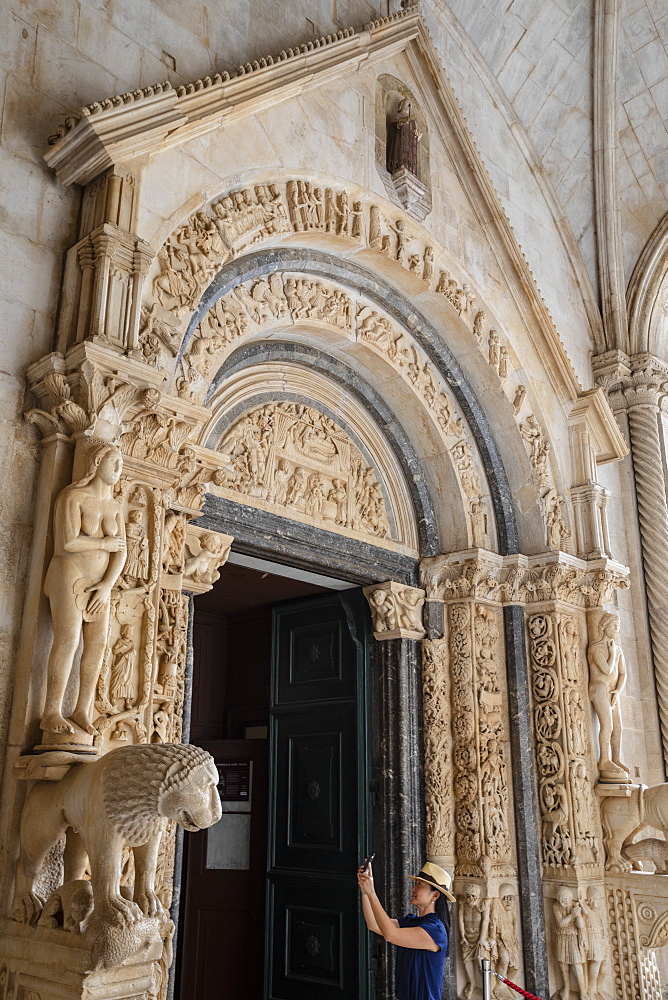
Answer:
[176, 556, 356, 1000]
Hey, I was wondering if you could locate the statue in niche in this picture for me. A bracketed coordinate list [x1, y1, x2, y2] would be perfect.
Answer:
[109, 624, 137, 709]
[120, 509, 149, 589]
[41, 443, 126, 737]
[587, 612, 630, 781]
[553, 886, 588, 1000]
[386, 98, 421, 176]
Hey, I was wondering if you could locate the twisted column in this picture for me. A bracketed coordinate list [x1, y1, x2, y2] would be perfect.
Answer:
[624, 374, 668, 772]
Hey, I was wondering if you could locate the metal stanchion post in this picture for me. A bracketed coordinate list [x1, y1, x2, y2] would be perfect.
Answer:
[481, 958, 492, 1000]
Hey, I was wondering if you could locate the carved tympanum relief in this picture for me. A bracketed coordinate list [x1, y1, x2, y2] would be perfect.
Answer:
[215, 401, 392, 540]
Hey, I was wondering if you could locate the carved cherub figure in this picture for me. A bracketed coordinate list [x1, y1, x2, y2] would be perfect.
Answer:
[587, 612, 629, 781]
[41, 443, 126, 737]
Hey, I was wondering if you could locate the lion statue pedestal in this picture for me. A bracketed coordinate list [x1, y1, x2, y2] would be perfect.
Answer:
[5, 743, 222, 999]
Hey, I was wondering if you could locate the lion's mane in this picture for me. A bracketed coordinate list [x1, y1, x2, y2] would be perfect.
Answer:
[102, 743, 213, 844]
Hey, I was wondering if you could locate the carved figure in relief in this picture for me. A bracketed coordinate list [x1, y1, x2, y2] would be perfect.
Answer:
[520, 415, 549, 487]
[183, 532, 232, 586]
[469, 499, 490, 548]
[396, 588, 425, 632]
[423, 246, 434, 283]
[369, 205, 382, 247]
[473, 310, 485, 343]
[368, 589, 398, 632]
[571, 761, 599, 860]
[152, 705, 170, 744]
[162, 511, 185, 575]
[109, 625, 137, 709]
[386, 98, 421, 176]
[489, 885, 520, 989]
[41, 444, 126, 737]
[458, 884, 490, 999]
[120, 509, 149, 589]
[488, 330, 499, 370]
[553, 886, 589, 1000]
[513, 385, 526, 415]
[580, 885, 607, 1000]
[498, 347, 509, 381]
[587, 612, 629, 781]
[37, 879, 94, 933]
[451, 442, 483, 499]
[12, 744, 222, 928]
[328, 479, 348, 525]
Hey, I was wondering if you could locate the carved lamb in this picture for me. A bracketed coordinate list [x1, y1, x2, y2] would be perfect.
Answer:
[12, 743, 221, 926]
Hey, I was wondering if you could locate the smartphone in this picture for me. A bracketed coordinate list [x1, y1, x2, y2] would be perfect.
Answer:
[360, 852, 375, 869]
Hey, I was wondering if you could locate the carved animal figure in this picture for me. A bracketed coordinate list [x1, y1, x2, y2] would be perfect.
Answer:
[12, 743, 221, 926]
[601, 782, 668, 871]
[621, 837, 668, 873]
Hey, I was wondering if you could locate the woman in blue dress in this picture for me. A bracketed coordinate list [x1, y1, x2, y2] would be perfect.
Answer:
[357, 860, 455, 1000]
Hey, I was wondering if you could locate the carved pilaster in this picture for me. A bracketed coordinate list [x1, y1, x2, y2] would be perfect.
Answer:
[422, 638, 454, 866]
[594, 351, 668, 774]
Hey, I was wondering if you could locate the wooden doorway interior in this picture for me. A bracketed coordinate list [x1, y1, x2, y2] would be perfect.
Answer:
[176, 553, 371, 1000]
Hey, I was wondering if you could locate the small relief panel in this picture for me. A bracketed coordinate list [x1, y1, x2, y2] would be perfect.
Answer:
[289, 734, 340, 848]
[290, 622, 342, 684]
[286, 906, 342, 986]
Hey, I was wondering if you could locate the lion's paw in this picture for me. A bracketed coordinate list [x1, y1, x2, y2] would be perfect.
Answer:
[12, 891, 45, 925]
[135, 890, 166, 919]
[102, 894, 143, 926]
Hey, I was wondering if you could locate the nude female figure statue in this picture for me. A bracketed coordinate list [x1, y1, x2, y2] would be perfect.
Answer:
[587, 612, 629, 781]
[41, 443, 126, 737]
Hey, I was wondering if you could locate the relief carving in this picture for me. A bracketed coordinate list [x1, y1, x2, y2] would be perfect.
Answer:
[363, 580, 426, 639]
[215, 402, 390, 539]
[182, 526, 233, 593]
[528, 613, 600, 869]
[457, 883, 490, 999]
[422, 639, 453, 858]
[520, 414, 550, 488]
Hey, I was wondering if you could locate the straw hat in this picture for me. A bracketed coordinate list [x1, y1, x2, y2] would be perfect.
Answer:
[410, 862, 456, 902]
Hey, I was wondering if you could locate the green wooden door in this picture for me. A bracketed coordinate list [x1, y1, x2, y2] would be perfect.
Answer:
[265, 590, 371, 1000]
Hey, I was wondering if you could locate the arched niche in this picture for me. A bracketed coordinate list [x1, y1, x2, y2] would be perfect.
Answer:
[374, 73, 432, 220]
[628, 212, 668, 358]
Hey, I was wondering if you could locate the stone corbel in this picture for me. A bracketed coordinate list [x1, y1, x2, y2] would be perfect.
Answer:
[363, 580, 426, 639]
[182, 526, 233, 594]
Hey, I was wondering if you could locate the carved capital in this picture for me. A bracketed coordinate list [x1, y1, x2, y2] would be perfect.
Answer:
[363, 580, 425, 639]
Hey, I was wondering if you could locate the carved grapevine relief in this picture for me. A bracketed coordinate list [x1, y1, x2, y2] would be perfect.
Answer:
[215, 401, 391, 539]
[527, 613, 600, 869]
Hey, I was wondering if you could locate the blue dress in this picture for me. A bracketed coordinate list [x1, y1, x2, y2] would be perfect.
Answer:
[394, 913, 448, 1000]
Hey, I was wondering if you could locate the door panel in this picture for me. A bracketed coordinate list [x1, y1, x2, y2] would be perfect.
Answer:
[266, 591, 370, 1000]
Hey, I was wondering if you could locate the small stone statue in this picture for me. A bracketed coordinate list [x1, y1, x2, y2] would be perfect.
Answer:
[458, 883, 491, 999]
[489, 884, 520, 990]
[580, 885, 608, 1000]
[587, 612, 630, 781]
[41, 443, 126, 738]
[553, 886, 588, 1000]
[386, 98, 421, 176]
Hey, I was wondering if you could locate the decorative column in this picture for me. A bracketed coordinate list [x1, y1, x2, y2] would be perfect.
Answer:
[421, 552, 522, 1000]
[363, 581, 426, 1000]
[594, 352, 668, 774]
[523, 553, 628, 1000]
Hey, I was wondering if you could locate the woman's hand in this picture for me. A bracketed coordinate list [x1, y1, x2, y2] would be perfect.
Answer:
[102, 536, 126, 553]
[85, 582, 112, 615]
[357, 862, 375, 896]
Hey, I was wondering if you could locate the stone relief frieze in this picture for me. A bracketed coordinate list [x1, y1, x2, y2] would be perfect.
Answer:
[527, 613, 600, 870]
[448, 600, 513, 878]
[214, 401, 391, 540]
[422, 638, 454, 860]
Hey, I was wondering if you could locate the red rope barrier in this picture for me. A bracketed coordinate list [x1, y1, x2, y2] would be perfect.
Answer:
[491, 971, 546, 1000]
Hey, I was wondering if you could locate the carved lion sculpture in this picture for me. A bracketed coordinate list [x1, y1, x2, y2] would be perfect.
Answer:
[621, 837, 668, 873]
[601, 783, 668, 871]
[12, 743, 221, 926]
